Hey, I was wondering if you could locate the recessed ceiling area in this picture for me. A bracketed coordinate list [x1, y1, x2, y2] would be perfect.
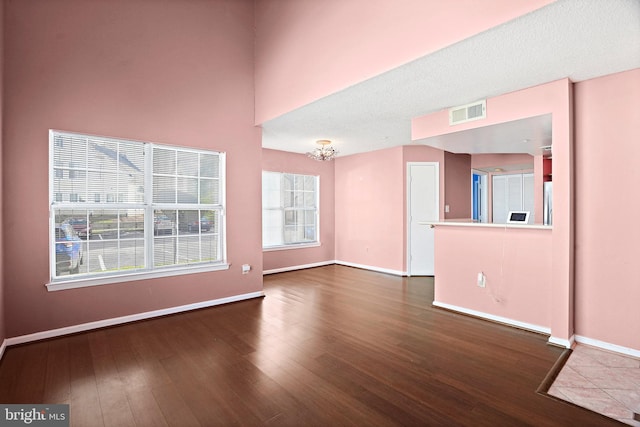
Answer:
[260, 0, 640, 157]
[412, 114, 552, 156]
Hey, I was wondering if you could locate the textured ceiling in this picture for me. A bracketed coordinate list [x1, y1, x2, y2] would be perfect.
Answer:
[260, 0, 640, 157]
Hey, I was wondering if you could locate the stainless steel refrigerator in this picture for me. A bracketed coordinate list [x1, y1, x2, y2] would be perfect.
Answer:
[543, 182, 553, 225]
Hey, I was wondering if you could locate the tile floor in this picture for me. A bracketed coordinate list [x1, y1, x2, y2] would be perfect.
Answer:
[548, 344, 640, 426]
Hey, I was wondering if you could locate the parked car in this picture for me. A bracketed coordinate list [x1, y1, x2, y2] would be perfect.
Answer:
[180, 216, 211, 232]
[154, 214, 173, 235]
[68, 218, 92, 239]
[55, 223, 83, 275]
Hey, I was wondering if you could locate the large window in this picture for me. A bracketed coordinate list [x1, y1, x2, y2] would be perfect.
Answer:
[49, 130, 226, 287]
[262, 171, 319, 249]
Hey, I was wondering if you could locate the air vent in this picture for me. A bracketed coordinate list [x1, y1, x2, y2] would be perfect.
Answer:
[449, 100, 486, 125]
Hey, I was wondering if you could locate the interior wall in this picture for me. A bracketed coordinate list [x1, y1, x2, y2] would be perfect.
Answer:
[574, 68, 640, 351]
[0, 0, 5, 346]
[253, 0, 554, 124]
[262, 148, 335, 271]
[2, 0, 262, 338]
[444, 152, 471, 219]
[434, 226, 552, 329]
[335, 146, 405, 273]
[413, 79, 574, 345]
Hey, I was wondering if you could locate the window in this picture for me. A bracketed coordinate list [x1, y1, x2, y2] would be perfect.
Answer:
[262, 171, 318, 248]
[50, 130, 226, 286]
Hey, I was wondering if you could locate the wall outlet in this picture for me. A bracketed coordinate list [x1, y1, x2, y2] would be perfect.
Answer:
[477, 272, 486, 288]
[445, 204, 450, 213]
[242, 264, 251, 274]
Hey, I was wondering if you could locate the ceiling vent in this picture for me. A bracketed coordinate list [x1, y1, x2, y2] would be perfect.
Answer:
[449, 100, 486, 125]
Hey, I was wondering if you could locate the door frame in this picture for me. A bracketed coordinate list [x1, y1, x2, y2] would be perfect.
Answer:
[406, 161, 440, 276]
[471, 170, 488, 223]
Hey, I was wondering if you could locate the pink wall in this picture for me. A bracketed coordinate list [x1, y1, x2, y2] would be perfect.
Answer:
[413, 79, 574, 345]
[262, 149, 335, 271]
[0, 0, 5, 345]
[444, 152, 471, 219]
[3, 0, 262, 337]
[574, 69, 640, 351]
[254, 0, 554, 124]
[434, 226, 552, 329]
[335, 147, 406, 272]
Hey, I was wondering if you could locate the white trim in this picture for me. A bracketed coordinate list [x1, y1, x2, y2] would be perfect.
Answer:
[263, 242, 321, 252]
[0, 339, 6, 361]
[548, 335, 575, 349]
[575, 335, 640, 359]
[423, 221, 551, 230]
[263, 260, 335, 275]
[336, 260, 406, 276]
[433, 300, 551, 335]
[5, 291, 264, 347]
[46, 263, 230, 291]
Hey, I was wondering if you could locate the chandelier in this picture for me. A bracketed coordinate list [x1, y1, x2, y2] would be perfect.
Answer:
[307, 140, 338, 161]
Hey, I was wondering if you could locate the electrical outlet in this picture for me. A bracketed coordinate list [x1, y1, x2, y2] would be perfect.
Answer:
[242, 264, 251, 274]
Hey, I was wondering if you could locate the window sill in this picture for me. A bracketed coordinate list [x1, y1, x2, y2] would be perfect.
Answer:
[46, 263, 230, 292]
[263, 242, 321, 252]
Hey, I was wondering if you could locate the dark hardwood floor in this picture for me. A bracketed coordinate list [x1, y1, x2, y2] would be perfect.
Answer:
[0, 265, 622, 426]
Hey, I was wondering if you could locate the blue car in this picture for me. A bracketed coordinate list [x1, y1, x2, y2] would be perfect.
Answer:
[55, 223, 84, 275]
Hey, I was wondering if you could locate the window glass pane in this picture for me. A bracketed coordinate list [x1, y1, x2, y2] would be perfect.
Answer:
[88, 140, 118, 170]
[200, 154, 219, 178]
[119, 210, 144, 240]
[154, 176, 176, 203]
[304, 175, 315, 191]
[201, 235, 218, 262]
[283, 174, 293, 191]
[304, 192, 315, 208]
[154, 210, 176, 236]
[262, 210, 283, 247]
[283, 190, 294, 208]
[177, 209, 201, 234]
[153, 235, 177, 268]
[177, 177, 198, 203]
[153, 148, 175, 174]
[177, 151, 198, 177]
[200, 178, 220, 205]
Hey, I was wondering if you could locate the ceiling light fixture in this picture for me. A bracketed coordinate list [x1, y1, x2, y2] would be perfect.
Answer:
[307, 140, 338, 161]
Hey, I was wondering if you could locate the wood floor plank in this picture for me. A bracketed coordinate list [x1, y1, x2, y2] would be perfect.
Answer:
[0, 265, 624, 426]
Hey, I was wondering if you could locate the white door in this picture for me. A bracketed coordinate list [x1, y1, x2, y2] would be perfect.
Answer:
[407, 162, 439, 276]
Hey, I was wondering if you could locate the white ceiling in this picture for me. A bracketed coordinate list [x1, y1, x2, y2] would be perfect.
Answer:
[260, 0, 640, 157]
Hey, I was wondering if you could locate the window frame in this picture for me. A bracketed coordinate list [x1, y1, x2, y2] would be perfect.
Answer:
[262, 171, 320, 251]
[47, 130, 228, 291]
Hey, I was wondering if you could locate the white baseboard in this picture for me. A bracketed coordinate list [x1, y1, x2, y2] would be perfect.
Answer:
[433, 300, 551, 335]
[263, 260, 336, 275]
[575, 335, 640, 359]
[5, 291, 264, 348]
[547, 335, 575, 349]
[335, 260, 406, 276]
